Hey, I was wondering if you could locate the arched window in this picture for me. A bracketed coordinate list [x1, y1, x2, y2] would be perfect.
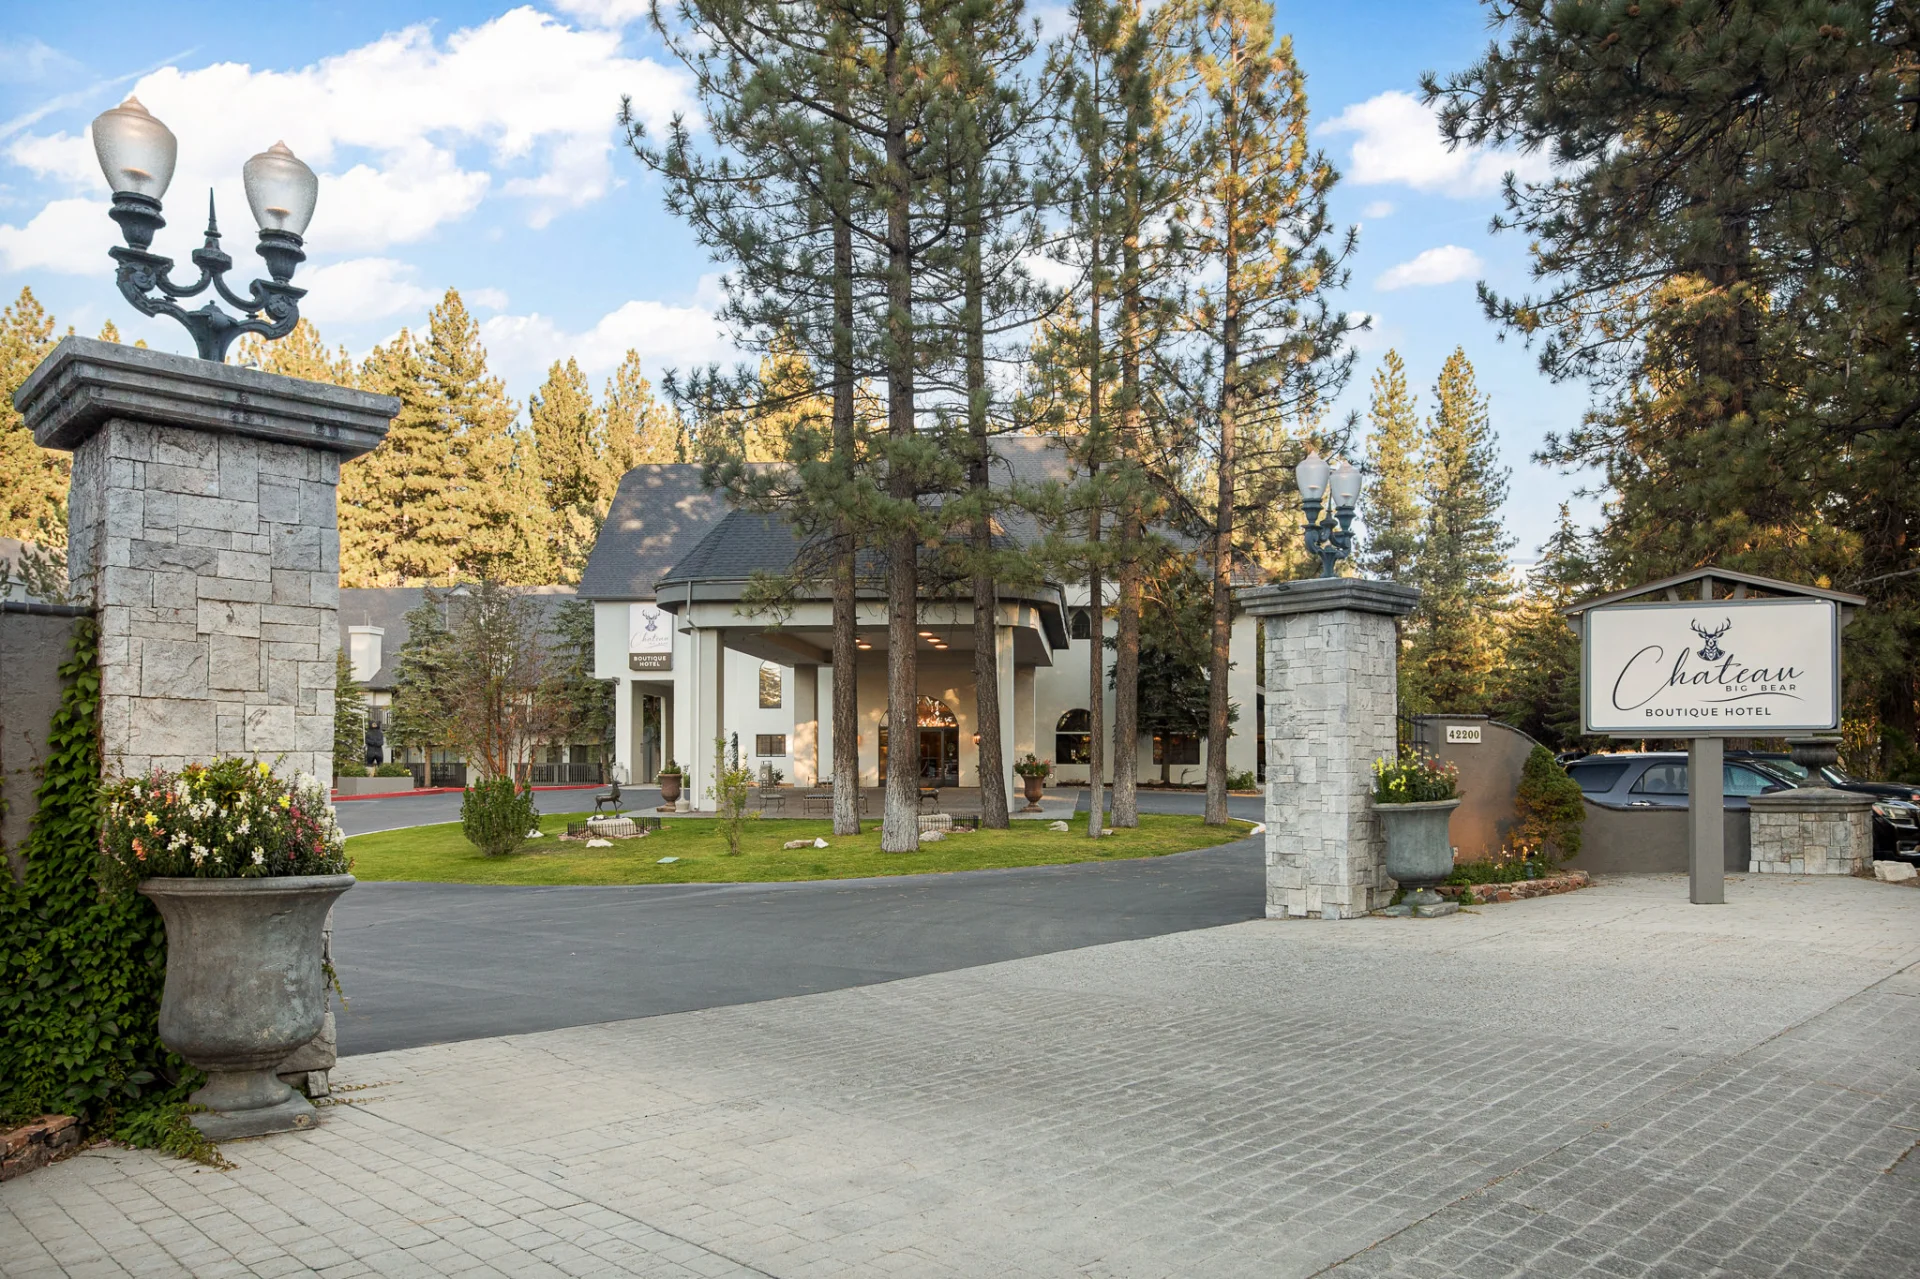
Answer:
[1055, 708, 1091, 764]
[1069, 608, 1092, 641]
[758, 662, 783, 708]
[917, 696, 956, 727]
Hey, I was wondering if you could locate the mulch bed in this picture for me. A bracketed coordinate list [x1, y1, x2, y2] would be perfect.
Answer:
[1437, 869, 1592, 905]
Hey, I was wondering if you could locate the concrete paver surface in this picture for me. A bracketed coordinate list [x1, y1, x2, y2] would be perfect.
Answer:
[5, 873, 1917, 1278]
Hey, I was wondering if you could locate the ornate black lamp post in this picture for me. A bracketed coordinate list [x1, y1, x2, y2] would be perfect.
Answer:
[1296, 450, 1363, 577]
[90, 97, 318, 362]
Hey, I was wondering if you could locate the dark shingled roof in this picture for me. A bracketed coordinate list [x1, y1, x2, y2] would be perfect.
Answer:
[575, 465, 730, 601]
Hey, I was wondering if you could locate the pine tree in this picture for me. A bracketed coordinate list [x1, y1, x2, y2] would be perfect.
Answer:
[333, 649, 369, 777]
[530, 357, 604, 582]
[389, 588, 457, 761]
[1496, 503, 1593, 750]
[0, 288, 69, 547]
[1426, 3, 1920, 772]
[1360, 350, 1424, 582]
[421, 290, 554, 585]
[340, 330, 462, 585]
[1169, 0, 1357, 823]
[603, 351, 685, 472]
[1410, 348, 1513, 713]
[234, 318, 355, 385]
[546, 598, 614, 762]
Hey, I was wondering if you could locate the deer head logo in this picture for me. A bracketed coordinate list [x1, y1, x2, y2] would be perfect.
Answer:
[1691, 617, 1732, 662]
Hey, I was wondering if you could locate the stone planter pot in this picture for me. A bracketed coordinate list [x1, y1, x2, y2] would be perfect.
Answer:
[658, 772, 683, 806]
[137, 874, 354, 1140]
[1020, 773, 1046, 811]
[1376, 798, 1461, 917]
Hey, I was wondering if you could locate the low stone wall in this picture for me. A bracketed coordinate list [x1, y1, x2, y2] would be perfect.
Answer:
[1749, 789, 1872, 875]
[2, 1115, 82, 1181]
[0, 603, 91, 883]
[1436, 869, 1591, 905]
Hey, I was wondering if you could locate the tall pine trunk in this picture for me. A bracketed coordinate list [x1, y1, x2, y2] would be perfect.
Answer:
[967, 204, 1011, 828]
[1204, 115, 1239, 828]
[880, 2, 920, 852]
[830, 133, 862, 837]
[1112, 139, 1143, 829]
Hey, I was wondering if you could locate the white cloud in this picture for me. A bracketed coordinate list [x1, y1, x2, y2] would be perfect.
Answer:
[1325, 91, 1551, 197]
[0, 197, 107, 274]
[295, 257, 439, 325]
[481, 296, 736, 388]
[1375, 245, 1482, 291]
[468, 287, 511, 311]
[1362, 200, 1394, 219]
[3, 8, 691, 264]
[550, 0, 653, 26]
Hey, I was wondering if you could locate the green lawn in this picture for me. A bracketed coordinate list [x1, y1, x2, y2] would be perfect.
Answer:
[346, 811, 1250, 886]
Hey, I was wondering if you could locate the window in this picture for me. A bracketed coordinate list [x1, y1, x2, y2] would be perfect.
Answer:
[1630, 763, 1688, 795]
[758, 662, 783, 709]
[1567, 760, 1630, 794]
[1055, 708, 1091, 764]
[1069, 608, 1092, 641]
[755, 734, 788, 757]
[1724, 764, 1781, 797]
[1153, 733, 1200, 765]
[917, 696, 956, 727]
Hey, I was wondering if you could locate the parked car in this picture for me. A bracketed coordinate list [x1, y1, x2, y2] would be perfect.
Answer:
[1563, 751, 1919, 863]
[1725, 750, 1920, 805]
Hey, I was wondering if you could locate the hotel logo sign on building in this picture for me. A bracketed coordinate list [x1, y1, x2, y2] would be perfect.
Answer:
[628, 603, 673, 672]
[1581, 597, 1840, 736]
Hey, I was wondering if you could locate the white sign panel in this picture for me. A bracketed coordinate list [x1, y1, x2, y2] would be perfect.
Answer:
[628, 603, 673, 672]
[1445, 725, 1482, 744]
[1582, 598, 1839, 736]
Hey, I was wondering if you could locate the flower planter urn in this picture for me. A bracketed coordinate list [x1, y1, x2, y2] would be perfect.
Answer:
[1020, 774, 1045, 811]
[658, 772, 682, 808]
[138, 874, 355, 1140]
[1376, 798, 1461, 918]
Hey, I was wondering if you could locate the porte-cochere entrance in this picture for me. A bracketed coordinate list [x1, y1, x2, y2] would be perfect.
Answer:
[878, 696, 961, 787]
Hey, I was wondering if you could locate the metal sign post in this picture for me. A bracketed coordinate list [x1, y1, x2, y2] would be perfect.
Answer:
[1565, 567, 1863, 905]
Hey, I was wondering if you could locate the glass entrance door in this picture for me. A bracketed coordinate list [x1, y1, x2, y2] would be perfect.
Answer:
[918, 728, 958, 787]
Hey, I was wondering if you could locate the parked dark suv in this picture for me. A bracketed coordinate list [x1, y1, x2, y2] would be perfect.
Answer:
[1564, 751, 1919, 862]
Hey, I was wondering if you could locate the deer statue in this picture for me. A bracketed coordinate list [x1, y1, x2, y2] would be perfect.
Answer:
[1691, 617, 1732, 662]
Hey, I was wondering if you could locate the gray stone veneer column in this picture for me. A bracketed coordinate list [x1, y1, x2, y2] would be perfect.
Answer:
[1748, 788, 1874, 875]
[16, 338, 395, 785]
[1239, 578, 1420, 920]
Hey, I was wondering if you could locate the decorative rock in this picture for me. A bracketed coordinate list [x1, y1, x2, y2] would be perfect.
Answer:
[585, 838, 613, 848]
[1048, 820, 1071, 832]
[1436, 869, 1592, 905]
[783, 839, 813, 850]
[525, 829, 544, 839]
[814, 837, 828, 849]
[921, 830, 946, 842]
[2, 1115, 83, 1182]
[1875, 860, 1917, 883]
[656, 856, 679, 864]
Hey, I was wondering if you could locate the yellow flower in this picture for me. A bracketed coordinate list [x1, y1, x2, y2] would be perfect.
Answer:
[143, 812, 159, 828]
[257, 761, 271, 778]
[278, 795, 291, 810]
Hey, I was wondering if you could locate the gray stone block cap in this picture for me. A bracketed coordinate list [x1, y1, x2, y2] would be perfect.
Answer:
[1238, 577, 1420, 618]
[17, 337, 398, 459]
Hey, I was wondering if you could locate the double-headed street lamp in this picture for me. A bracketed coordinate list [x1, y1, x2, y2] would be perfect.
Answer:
[1296, 449, 1362, 578]
[90, 97, 318, 362]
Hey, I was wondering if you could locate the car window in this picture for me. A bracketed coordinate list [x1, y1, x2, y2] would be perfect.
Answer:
[1757, 758, 1809, 783]
[1567, 760, 1629, 794]
[1724, 764, 1780, 796]
[1630, 762, 1688, 795]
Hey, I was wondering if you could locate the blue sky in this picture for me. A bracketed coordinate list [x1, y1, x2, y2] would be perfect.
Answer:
[0, 0, 1595, 560]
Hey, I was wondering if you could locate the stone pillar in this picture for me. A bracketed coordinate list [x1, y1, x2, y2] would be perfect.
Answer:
[1239, 578, 1419, 920]
[1748, 789, 1873, 875]
[16, 338, 394, 785]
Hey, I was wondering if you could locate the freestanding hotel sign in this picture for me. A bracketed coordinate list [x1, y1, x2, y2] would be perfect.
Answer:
[1582, 597, 1841, 736]
[1566, 568, 1864, 906]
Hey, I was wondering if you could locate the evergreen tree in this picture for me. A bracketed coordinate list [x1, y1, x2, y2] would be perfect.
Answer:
[332, 649, 369, 777]
[1409, 348, 1513, 713]
[603, 350, 686, 471]
[340, 330, 462, 585]
[234, 318, 355, 385]
[1427, 1, 1920, 772]
[546, 598, 615, 763]
[0, 288, 68, 547]
[529, 357, 604, 582]
[1496, 503, 1593, 750]
[1360, 350, 1424, 582]
[1168, 0, 1357, 823]
[421, 290, 555, 585]
[389, 588, 457, 762]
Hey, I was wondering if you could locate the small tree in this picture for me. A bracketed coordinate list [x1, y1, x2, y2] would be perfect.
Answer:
[389, 588, 457, 769]
[546, 598, 613, 769]
[461, 777, 539, 857]
[709, 734, 754, 856]
[1513, 745, 1584, 864]
[332, 649, 368, 778]
[445, 580, 553, 782]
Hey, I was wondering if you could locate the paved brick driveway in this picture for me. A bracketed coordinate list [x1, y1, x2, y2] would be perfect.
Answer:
[5, 873, 1917, 1278]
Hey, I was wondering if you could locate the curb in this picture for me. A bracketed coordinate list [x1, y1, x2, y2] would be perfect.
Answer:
[330, 783, 607, 802]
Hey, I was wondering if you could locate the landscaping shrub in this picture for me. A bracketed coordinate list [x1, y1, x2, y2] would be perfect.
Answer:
[101, 759, 349, 882]
[1514, 745, 1585, 860]
[1226, 769, 1258, 791]
[461, 776, 538, 856]
[373, 761, 413, 778]
[710, 735, 755, 855]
